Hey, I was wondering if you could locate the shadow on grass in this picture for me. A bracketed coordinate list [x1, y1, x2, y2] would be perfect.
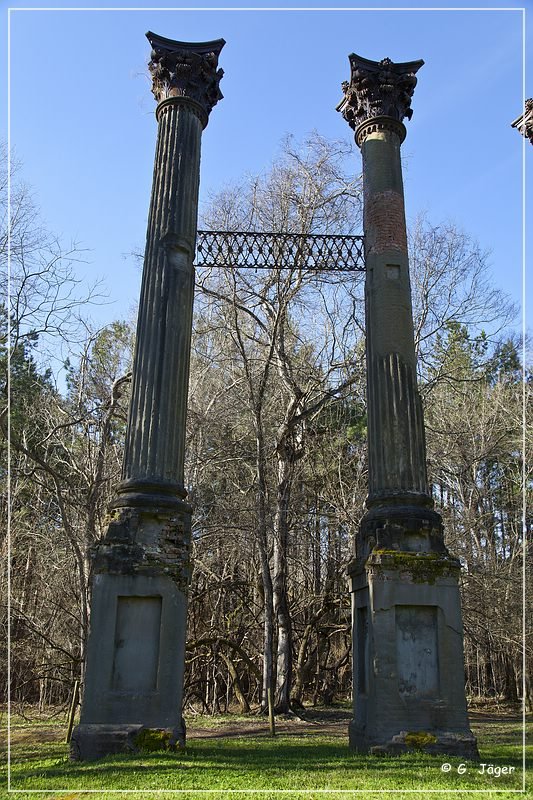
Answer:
[12, 739, 498, 784]
[9, 714, 528, 794]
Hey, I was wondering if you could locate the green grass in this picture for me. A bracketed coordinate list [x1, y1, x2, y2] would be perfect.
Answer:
[2, 706, 530, 800]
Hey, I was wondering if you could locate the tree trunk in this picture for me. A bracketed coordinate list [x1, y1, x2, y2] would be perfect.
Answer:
[254, 425, 275, 714]
[273, 454, 293, 713]
[220, 651, 250, 712]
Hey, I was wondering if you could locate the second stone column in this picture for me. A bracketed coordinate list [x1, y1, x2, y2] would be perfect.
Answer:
[338, 54, 478, 759]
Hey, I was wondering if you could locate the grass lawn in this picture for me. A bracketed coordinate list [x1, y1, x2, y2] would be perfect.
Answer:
[2, 704, 530, 800]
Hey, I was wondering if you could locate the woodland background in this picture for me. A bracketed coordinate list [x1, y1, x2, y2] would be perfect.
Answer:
[1, 134, 531, 718]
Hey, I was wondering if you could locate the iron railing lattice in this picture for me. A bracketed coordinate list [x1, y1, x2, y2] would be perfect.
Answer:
[195, 230, 365, 272]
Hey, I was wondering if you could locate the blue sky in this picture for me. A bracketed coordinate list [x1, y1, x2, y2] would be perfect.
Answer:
[3, 1, 530, 347]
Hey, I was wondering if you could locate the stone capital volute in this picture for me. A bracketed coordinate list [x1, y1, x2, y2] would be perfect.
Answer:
[146, 31, 225, 126]
[337, 53, 423, 147]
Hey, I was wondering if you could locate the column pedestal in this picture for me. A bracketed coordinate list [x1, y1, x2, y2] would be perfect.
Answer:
[348, 504, 477, 757]
[71, 501, 191, 760]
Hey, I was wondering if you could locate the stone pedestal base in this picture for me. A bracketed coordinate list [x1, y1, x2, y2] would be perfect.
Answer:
[349, 721, 478, 758]
[70, 723, 185, 761]
[71, 502, 191, 761]
[349, 512, 478, 761]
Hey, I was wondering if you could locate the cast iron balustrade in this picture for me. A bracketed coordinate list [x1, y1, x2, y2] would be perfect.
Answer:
[195, 230, 365, 272]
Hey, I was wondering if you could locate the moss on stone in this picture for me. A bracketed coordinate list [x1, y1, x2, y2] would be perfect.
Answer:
[134, 728, 173, 752]
[404, 731, 438, 748]
[368, 549, 458, 584]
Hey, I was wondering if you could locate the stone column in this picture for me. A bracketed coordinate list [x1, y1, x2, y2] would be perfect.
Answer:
[71, 32, 224, 762]
[338, 54, 478, 759]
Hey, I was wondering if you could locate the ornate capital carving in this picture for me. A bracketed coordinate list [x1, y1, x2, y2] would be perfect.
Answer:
[511, 98, 533, 144]
[146, 31, 225, 123]
[337, 54, 423, 143]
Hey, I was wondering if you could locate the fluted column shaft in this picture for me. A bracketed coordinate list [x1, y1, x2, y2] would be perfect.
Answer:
[337, 54, 430, 512]
[361, 125, 429, 504]
[110, 32, 225, 510]
[116, 100, 201, 505]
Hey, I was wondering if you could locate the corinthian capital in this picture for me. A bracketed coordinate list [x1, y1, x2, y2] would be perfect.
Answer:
[337, 54, 423, 134]
[146, 31, 225, 120]
[511, 99, 533, 144]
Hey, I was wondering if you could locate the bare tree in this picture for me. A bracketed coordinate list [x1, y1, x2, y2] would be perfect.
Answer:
[409, 215, 516, 389]
[194, 132, 364, 712]
[0, 146, 131, 704]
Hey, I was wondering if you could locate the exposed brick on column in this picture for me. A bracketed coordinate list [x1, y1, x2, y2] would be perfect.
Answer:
[364, 191, 408, 256]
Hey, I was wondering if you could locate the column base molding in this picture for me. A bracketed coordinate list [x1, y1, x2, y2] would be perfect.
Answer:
[110, 478, 190, 511]
[350, 499, 448, 575]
